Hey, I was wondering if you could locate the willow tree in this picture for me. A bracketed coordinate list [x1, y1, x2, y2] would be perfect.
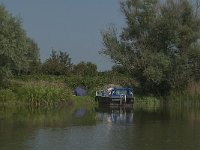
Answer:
[0, 4, 39, 86]
[24, 37, 40, 74]
[101, 0, 200, 95]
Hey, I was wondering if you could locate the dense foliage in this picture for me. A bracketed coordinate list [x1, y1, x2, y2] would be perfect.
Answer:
[0, 4, 39, 87]
[42, 50, 72, 75]
[42, 51, 98, 77]
[101, 0, 200, 95]
[64, 72, 135, 96]
[73, 61, 97, 77]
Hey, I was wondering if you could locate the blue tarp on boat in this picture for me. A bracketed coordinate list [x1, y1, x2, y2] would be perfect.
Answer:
[74, 87, 87, 96]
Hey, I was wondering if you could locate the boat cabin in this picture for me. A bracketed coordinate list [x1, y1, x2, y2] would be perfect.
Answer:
[95, 87, 134, 106]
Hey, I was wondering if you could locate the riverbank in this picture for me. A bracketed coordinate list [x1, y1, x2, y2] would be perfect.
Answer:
[0, 77, 96, 107]
[0, 75, 199, 108]
[0, 73, 134, 105]
[0, 79, 71, 106]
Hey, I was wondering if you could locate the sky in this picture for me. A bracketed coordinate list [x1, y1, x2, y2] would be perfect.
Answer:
[0, 0, 125, 71]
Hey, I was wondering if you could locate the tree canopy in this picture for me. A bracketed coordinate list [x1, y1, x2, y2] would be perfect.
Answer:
[73, 61, 97, 77]
[101, 0, 200, 95]
[0, 4, 39, 86]
[42, 49, 72, 75]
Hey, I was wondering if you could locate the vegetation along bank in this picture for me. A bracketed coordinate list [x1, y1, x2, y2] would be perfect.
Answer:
[0, 0, 200, 107]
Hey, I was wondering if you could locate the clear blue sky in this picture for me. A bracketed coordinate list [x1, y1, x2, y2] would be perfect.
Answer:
[0, 0, 125, 71]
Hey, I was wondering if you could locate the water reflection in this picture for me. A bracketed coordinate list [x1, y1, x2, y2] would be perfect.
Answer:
[0, 105, 97, 150]
[0, 105, 97, 128]
[95, 106, 134, 125]
[1, 104, 200, 150]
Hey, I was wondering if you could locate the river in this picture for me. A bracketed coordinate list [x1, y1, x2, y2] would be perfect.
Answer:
[0, 104, 200, 150]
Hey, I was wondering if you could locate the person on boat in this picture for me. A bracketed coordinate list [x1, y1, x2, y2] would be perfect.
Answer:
[107, 87, 113, 95]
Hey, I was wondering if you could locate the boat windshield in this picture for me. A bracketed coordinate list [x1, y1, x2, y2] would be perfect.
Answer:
[113, 89, 128, 95]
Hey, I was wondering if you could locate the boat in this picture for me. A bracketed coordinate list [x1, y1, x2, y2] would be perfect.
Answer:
[95, 87, 134, 106]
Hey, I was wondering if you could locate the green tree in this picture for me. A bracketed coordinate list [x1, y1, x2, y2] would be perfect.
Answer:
[73, 61, 97, 77]
[25, 38, 40, 74]
[0, 4, 40, 86]
[112, 64, 126, 74]
[42, 49, 72, 75]
[188, 43, 200, 81]
[101, 0, 200, 95]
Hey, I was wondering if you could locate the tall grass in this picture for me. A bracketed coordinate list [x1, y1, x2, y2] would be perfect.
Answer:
[16, 85, 71, 106]
[167, 81, 200, 105]
[134, 96, 161, 111]
[187, 81, 200, 96]
[0, 79, 73, 106]
[0, 89, 16, 104]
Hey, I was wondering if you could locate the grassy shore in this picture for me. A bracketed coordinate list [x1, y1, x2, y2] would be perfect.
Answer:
[0, 75, 199, 108]
[0, 77, 84, 106]
[0, 74, 134, 105]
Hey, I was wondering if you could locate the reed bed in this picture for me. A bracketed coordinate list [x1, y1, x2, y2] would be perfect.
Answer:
[0, 79, 73, 106]
[134, 96, 161, 111]
[167, 82, 200, 103]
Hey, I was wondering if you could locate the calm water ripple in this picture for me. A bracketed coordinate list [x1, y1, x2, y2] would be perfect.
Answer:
[1, 105, 200, 150]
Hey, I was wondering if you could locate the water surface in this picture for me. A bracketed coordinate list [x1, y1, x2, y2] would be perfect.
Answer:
[1, 104, 200, 150]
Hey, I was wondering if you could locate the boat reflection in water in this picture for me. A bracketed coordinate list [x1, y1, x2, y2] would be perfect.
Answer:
[95, 106, 134, 125]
